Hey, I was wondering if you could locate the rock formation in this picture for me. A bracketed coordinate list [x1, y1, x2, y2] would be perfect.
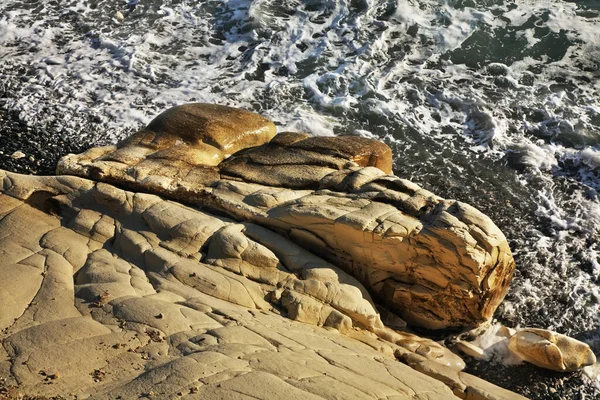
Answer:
[0, 103, 594, 399]
[57, 103, 515, 330]
[508, 328, 597, 372]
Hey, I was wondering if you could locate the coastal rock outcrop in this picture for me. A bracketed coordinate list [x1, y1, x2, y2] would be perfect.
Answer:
[0, 169, 518, 399]
[0, 103, 592, 399]
[57, 103, 515, 330]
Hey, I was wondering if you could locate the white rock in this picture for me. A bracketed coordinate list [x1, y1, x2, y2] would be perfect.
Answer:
[455, 340, 486, 359]
[11, 151, 25, 160]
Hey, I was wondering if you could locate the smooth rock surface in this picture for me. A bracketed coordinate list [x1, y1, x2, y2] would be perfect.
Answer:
[57, 103, 516, 330]
[0, 169, 524, 399]
[508, 328, 597, 372]
[398, 349, 526, 400]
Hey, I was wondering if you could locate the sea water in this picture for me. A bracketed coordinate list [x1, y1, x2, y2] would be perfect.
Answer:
[1, 0, 599, 396]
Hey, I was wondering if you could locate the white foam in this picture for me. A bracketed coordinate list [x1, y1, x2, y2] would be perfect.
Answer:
[584, 363, 600, 391]
[580, 149, 600, 171]
[469, 323, 524, 365]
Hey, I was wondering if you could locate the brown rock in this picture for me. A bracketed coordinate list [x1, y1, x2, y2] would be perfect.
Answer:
[508, 328, 596, 372]
[56, 103, 277, 199]
[55, 104, 516, 330]
[220, 134, 393, 188]
[397, 349, 528, 400]
[0, 103, 530, 399]
[0, 169, 471, 399]
[122, 102, 277, 164]
[455, 340, 486, 360]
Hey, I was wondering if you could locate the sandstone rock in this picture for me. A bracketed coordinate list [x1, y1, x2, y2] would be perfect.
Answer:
[455, 340, 486, 360]
[508, 328, 597, 372]
[275, 288, 353, 332]
[0, 168, 527, 399]
[397, 349, 528, 400]
[116, 102, 277, 166]
[220, 133, 394, 186]
[57, 103, 276, 196]
[376, 327, 466, 370]
[57, 104, 516, 330]
[0, 104, 531, 399]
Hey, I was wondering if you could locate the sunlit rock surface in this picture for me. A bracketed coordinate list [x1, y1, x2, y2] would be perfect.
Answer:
[0, 170, 523, 399]
[508, 328, 596, 372]
[58, 103, 516, 330]
[0, 103, 536, 399]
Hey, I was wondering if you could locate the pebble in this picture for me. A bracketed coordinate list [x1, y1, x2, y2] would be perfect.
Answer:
[455, 340, 486, 359]
[11, 151, 25, 160]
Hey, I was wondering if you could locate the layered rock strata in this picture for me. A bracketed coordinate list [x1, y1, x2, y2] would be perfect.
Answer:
[0, 169, 520, 400]
[57, 103, 515, 330]
[1, 103, 592, 399]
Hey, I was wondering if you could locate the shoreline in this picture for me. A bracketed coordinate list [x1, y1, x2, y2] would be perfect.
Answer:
[0, 103, 598, 398]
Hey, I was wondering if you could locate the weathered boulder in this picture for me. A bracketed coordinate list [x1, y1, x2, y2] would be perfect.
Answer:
[110, 102, 277, 167]
[4, 103, 596, 399]
[508, 328, 597, 372]
[58, 103, 515, 330]
[0, 104, 536, 399]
